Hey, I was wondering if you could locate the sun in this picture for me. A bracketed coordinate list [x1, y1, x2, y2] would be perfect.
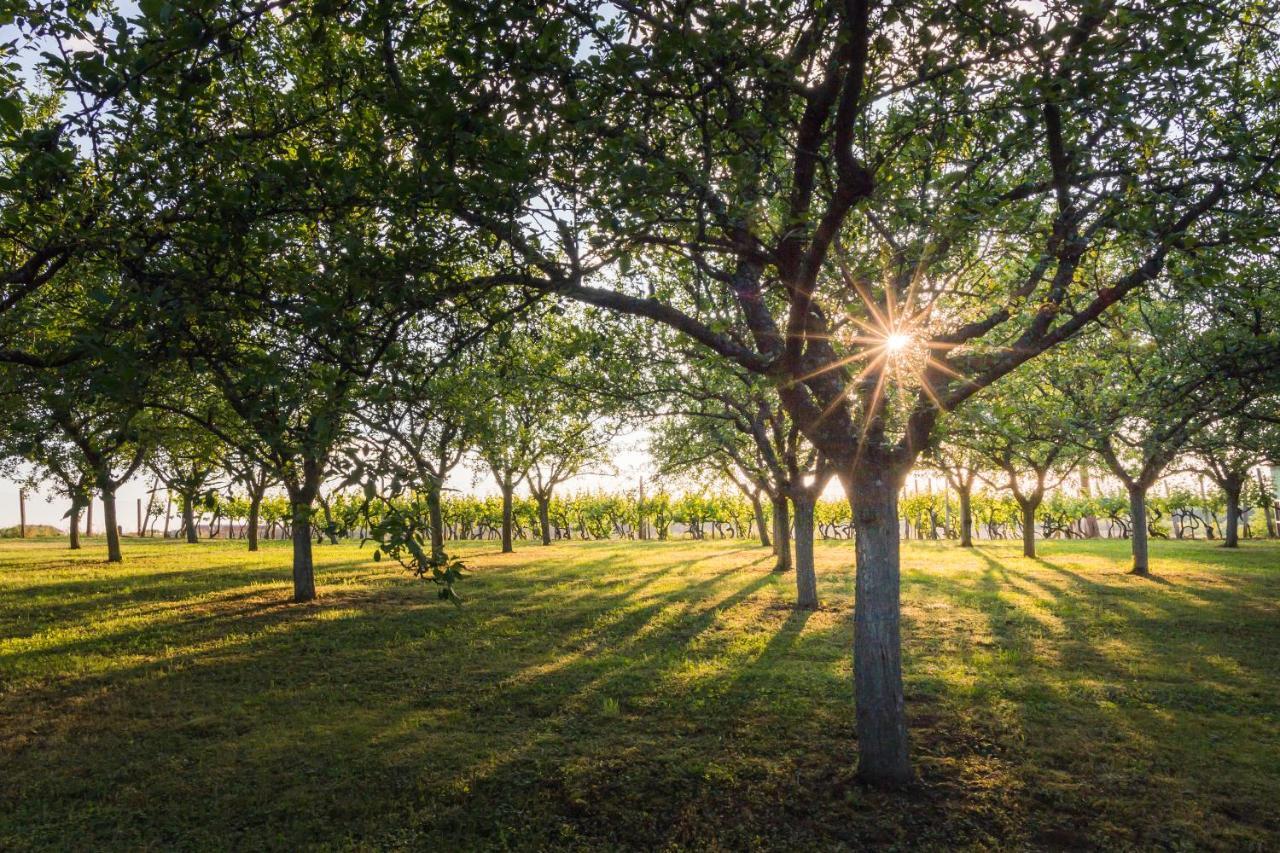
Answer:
[885, 332, 912, 354]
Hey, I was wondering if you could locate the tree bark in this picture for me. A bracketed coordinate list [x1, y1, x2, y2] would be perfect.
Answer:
[102, 487, 122, 562]
[752, 493, 771, 548]
[772, 495, 792, 572]
[1019, 498, 1039, 559]
[290, 498, 317, 602]
[849, 469, 912, 786]
[1223, 482, 1242, 548]
[423, 483, 444, 556]
[1079, 466, 1101, 538]
[182, 493, 198, 543]
[536, 493, 552, 545]
[1129, 485, 1150, 576]
[247, 491, 262, 552]
[792, 493, 818, 609]
[958, 486, 973, 548]
[500, 480, 514, 553]
[68, 504, 82, 550]
[86, 500, 93, 537]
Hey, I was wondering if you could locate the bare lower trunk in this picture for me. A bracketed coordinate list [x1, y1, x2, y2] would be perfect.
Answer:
[1020, 500, 1038, 559]
[426, 485, 445, 557]
[772, 496, 792, 572]
[501, 483, 514, 553]
[1079, 466, 1101, 538]
[69, 505, 82, 550]
[1223, 485, 1241, 548]
[537, 494, 552, 545]
[849, 470, 912, 786]
[1129, 485, 1149, 576]
[86, 501, 93, 537]
[102, 487, 122, 563]
[958, 487, 973, 548]
[182, 494, 198, 544]
[792, 494, 818, 609]
[752, 493, 771, 548]
[290, 500, 316, 601]
[247, 492, 262, 552]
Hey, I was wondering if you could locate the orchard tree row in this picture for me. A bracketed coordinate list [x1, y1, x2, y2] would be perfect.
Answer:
[3, 0, 1279, 785]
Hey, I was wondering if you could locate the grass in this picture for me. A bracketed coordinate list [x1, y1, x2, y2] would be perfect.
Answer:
[1, 535, 1278, 850]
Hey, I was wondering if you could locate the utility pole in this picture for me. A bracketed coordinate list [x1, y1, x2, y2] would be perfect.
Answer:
[18, 488, 26, 539]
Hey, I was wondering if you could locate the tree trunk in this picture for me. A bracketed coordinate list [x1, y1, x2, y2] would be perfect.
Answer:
[290, 498, 317, 602]
[426, 484, 445, 557]
[792, 493, 818, 609]
[182, 493, 198, 543]
[1079, 466, 1101, 538]
[772, 495, 792, 572]
[1129, 485, 1150, 576]
[500, 481, 514, 553]
[247, 491, 262, 552]
[536, 493, 552, 545]
[958, 486, 973, 548]
[1223, 482, 1241, 548]
[1020, 499, 1039, 559]
[849, 469, 912, 786]
[102, 487, 122, 562]
[752, 493, 771, 548]
[68, 504, 82, 550]
[86, 500, 93, 537]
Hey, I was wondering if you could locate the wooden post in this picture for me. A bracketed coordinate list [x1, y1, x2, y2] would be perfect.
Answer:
[137, 498, 142, 537]
[18, 488, 26, 539]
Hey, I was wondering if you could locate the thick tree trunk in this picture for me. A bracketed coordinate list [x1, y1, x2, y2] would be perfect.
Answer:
[500, 481, 514, 553]
[537, 493, 552, 545]
[426, 484, 445, 557]
[1129, 485, 1150, 576]
[102, 487, 122, 562]
[792, 493, 818, 609]
[752, 493, 771, 548]
[247, 492, 262, 552]
[290, 498, 317, 602]
[182, 493, 198, 543]
[849, 470, 912, 786]
[86, 501, 93, 537]
[958, 486, 973, 548]
[68, 505, 82, 550]
[772, 496, 792, 572]
[1223, 483, 1241, 548]
[1020, 499, 1039, 558]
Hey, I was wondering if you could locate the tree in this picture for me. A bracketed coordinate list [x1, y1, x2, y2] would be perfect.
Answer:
[147, 409, 225, 544]
[945, 381, 1078, 558]
[1189, 409, 1280, 548]
[1054, 289, 1278, 574]
[365, 0, 1280, 783]
[471, 318, 616, 553]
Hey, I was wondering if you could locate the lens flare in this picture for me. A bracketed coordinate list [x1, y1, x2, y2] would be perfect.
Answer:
[885, 333, 912, 353]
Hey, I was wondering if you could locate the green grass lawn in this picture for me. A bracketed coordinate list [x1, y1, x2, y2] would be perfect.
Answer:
[1, 535, 1278, 850]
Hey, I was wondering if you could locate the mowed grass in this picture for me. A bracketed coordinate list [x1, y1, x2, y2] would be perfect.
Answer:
[1, 535, 1278, 851]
